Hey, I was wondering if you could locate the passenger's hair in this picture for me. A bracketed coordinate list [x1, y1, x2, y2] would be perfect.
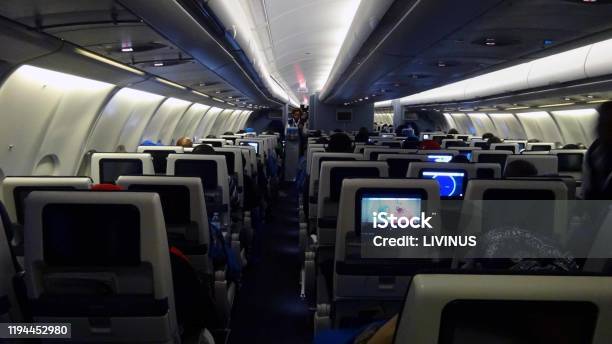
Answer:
[355, 127, 369, 143]
[447, 128, 459, 135]
[402, 136, 420, 149]
[236, 130, 246, 134]
[562, 143, 580, 149]
[326, 133, 354, 153]
[504, 160, 538, 178]
[223, 131, 234, 135]
[487, 136, 502, 145]
[176, 136, 193, 148]
[206, 134, 217, 138]
[191, 144, 215, 154]
[450, 155, 469, 163]
[333, 128, 343, 133]
[310, 130, 322, 137]
[597, 101, 612, 144]
[482, 132, 495, 140]
[527, 138, 540, 143]
[419, 139, 441, 150]
[576, 142, 587, 149]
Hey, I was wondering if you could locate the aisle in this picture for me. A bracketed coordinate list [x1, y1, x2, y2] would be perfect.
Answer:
[228, 183, 312, 343]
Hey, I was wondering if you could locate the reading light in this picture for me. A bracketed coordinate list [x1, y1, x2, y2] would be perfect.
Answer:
[538, 102, 575, 108]
[192, 90, 210, 98]
[587, 99, 609, 104]
[75, 48, 145, 76]
[155, 77, 186, 90]
[505, 106, 531, 110]
[485, 38, 496, 46]
[153, 62, 164, 67]
[121, 47, 134, 52]
[213, 97, 225, 103]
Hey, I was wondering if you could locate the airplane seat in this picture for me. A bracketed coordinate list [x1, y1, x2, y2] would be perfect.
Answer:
[362, 147, 391, 161]
[457, 179, 569, 263]
[490, 142, 520, 154]
[0, 177, 92, 256]
[23, 191, 181, 343]
[0, 201, 22, 322]
[90, 153, 155, 184]
[136, 146, 184, 174]
[441, 139, 465, 149]
[526, 142, 555, 152]
[393, 274, 612, 344]
[214, 147, 245, 209]
[167, 154, 231, 227]
[550, 149, 587, 182]
[504, 154, 559, 176]
[314, 179, 441, 332]
[471, 150, 513, 169]
[377, 154, 426, 178]
[199, 139, 226, 148]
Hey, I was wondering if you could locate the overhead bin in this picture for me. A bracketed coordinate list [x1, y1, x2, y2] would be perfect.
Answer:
[585, 38, 612, 78]
[527, 45, 591, 89]
[464, 62, 531, 99]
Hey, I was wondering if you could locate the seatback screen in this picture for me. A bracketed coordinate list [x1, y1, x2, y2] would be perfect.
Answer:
[478, 154, 508, 168]
[100, 159, 143, 184]
[240, 141, 259, 154]
[439, 300, 597, 344]
[557, 153, 583, 172]
[14, 186, 77, 224]
[419, 169, 466, 199]
[174, 160, 218, 190]
[427, 154, 453, 163]
[458, 151, 472, 161]
[359, 193, 422, 236]
[42, 203, 140, 266]
[531, 144, 553, 151]
[128, 184, 190, 226]
[329, 167, 381, 201]
[494, 145, 516, 153]
[201, 140, 222, 147]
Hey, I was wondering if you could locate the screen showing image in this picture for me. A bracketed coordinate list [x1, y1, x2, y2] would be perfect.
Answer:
[420, 169, 466, 198]
[240, 141, 259, 154]
[427, 154, 453, 163]
[459, 151, 472, 161]
[517, 142, 526, 151]
[558, 153, 583, 172]
[494, 145, 516, 153]
[423, 134, 431, 140]
[360, 195, 421, 232]
[100, 159, 143, 184]
[531, 144, 552, 151]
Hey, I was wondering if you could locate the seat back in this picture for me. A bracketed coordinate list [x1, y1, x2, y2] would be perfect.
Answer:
[394, 274, 612, 344]
[550, 149, 587, 180]
[441, 139, 465, 148]
[505, 154, 559, 175]
[365, 148, 417, 161]
[0, 202, 21, 321]
[167, 155, 230, 223]
[526, 142, 555, 151]
[116, 176, 209, 268]
[490, 142, 520, 154]
[215, 147, 245, 206]
[333, 178, 440, 299]
[377, 154, 427, 178]
[471, 150, 513, 168]
[1, 177, 92, 225]
[199, 139, 226, 147]
[136, 146, 184, 174]
[90, 153, 154, 184]
[24, 191, 178, 343]
[461, 179, 568, 241]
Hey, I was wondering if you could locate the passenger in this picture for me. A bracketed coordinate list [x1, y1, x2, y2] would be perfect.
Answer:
[236, 129, 246, 134]
[487, 136, 502, 145]
[206, 134, 217, 138]
[447, 128, 459, 135]
[140, 139, 159, 146]
[288, 108, 303, 128]
[583, 101, 612, 199]
[310, 129, 322, 138]
[401, 136, 420, 150]
[191, 144, 215, 154]
[482, 132, 495, 140]
[176, 136, 193, 148]
[563, 143, 580, 149]
[355, 127, 370, 143]
[576, 142, 587, 149]
[450, 155, 470, 164]
[504, 159, 538, 178]
[527, 138, 541, 143]
[326, 133, 354, 153]
[223, 131, 234, 135]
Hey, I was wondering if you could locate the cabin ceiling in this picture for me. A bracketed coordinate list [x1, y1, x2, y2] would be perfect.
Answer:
[0, 0, 254, 104]
[245, 0, 361, 105]
[326, 0, 612, 105]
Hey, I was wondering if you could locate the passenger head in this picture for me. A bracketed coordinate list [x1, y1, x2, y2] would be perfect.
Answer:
[527, 138, 540, 143]
[191, 144, 215, 154]
[402, 136, 420, 149]
[176, 136, 193, 148]
[576, 142, 587, 149]
[236, 129, 246, 134]
[562, 143, 580, 149]
[310, 129, 322, 137]
[487, 136, 502, 145]
[206, 134, 216, 138]
[450, 155, 470, 163]
[504, 160, 538, 178]
[326, 133, 354, 153]
[597, 101, 612, 145]
[223, 131, 234, 135]
[291, 108, 302, 121]
[355, 127, 370, 143]
[447, 128, 459, 135]
[333, 128, 343, 133]
[482, 132, 495, 140]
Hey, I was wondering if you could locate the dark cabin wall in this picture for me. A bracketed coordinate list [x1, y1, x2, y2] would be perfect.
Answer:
[309, 93, 374, 132]
[244, 109, 284, 133]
